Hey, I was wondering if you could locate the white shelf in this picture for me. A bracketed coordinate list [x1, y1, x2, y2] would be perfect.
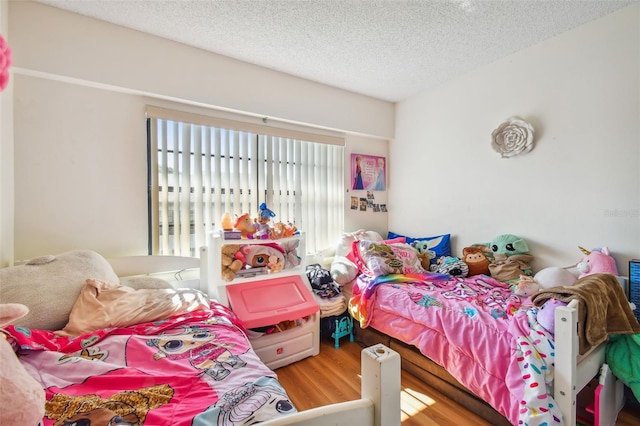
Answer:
[202, 231, 308, 306]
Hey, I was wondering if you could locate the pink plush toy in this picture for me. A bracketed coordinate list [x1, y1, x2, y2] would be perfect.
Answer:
[0, 33, 12, 92]
[576, 246, 618, 278]
[0, 303, 45, 425]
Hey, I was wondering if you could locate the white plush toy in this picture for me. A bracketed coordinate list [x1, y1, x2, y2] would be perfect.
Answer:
[533, 266, 577, 289]
[0, 303, 46, 425]
[330, 230, 383, 285]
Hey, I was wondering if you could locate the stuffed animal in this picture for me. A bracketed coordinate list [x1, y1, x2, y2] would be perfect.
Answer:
[280, 239, 301, 269]
[533, 267, 577, 289]
[483, 234, 533, 281]
[268, 222, 297, 239]
[576, 246, 618, 278]
[237, 243, 286, 273]
[411, 240, 436, 269]
[536, 299, 568, 335]
[486, 234, 530, 257]
[430, 256, 469, 278]
[0, 303, 46, 425]
[461, 246, 491, 276]
[513, 275, 540, 297]
[234, 213, 257, 239]
[221, 244, 243, 281]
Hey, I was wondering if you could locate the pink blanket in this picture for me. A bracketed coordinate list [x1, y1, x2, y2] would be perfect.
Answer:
[6, 304, 297, 425]
[350, 273, 564, 425]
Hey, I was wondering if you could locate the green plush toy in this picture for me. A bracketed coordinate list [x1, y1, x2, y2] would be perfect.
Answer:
[479, 234, 533, 282]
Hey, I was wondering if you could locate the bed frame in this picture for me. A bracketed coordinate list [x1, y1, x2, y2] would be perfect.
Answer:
[352, 297, 626, 426]
[108, 252, 405, 426]
[110, 251, 625, 426]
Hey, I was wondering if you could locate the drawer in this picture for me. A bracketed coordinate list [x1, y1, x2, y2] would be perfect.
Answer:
[249, 312, 320, 369]
[253, 331, 315, 368]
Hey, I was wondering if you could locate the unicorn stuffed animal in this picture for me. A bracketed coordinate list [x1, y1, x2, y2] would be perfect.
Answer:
[576, 246, 618, 278]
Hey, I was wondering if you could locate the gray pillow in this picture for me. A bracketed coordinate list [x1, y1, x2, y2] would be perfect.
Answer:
[0, 250, 119, 330]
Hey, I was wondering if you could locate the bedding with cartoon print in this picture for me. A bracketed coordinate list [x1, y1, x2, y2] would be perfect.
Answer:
[5, 304, 297, 425]
[349, 272, 563, 426]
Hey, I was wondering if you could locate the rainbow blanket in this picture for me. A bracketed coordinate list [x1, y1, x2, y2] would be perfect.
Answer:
[348, 272, 565, 426]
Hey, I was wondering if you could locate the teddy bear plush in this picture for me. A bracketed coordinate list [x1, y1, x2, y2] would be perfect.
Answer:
[0, 303, 46, 425]
[221, 244, 243, 281]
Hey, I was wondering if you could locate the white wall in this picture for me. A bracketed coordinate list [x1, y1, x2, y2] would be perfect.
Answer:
[391, 4, 640, 275]
[5, 1, 391, 261]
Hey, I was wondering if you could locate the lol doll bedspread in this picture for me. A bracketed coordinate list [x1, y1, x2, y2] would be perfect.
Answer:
[349, 273, 564, 426]
[6, 305, 297, 425]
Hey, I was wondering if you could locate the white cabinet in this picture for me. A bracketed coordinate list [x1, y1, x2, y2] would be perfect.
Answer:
[201, 231, 320, 368]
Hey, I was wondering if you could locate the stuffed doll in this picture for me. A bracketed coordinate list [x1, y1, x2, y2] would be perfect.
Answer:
[0, 303, 46, 425]
[576, 246, 618, 278]
[254, 203, 276, 239]
[237, 243, 286, 273]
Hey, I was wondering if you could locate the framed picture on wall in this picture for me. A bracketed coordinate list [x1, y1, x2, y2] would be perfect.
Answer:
[350, 154, 386, 191]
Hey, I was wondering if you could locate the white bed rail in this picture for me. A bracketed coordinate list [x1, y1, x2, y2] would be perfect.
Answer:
[261, 344, 401, 426]
[554, 299, 624, 425]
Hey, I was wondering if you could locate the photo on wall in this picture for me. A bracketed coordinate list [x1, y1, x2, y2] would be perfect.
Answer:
[351, 154, 386, 191]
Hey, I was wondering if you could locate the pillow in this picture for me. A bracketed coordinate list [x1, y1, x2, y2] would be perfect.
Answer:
[0, 250, 121, 330]
[352, 240, 426, 277]
[335, 230, 384, 257]
[387, 231, 451, 261]
[56, 279, 210, 336]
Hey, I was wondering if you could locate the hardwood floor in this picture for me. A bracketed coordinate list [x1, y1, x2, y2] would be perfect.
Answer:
[275, 338, 640, 426]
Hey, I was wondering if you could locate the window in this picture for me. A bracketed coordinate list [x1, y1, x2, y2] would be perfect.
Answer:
[147, 107, 345, 257]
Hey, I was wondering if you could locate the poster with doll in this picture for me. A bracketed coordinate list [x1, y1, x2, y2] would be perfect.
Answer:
[350, 154, 386, 191]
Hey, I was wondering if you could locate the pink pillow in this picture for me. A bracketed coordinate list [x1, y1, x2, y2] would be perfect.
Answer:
[57, 279, 210, 336]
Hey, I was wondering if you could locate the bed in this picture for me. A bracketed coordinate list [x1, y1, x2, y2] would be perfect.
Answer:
[335, 235, 639, 426]
[0, 249, 403, 426]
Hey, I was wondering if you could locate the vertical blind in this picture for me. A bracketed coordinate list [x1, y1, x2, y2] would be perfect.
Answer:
[147, 110, 345, 257]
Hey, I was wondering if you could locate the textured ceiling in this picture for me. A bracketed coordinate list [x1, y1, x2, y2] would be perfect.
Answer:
[35, 0, 636, 102]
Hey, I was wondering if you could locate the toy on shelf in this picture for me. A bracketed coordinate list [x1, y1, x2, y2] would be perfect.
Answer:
[269, 222, 298, 239]
[234, 213, 257, 239]
[254, 203, 276, 239]
[220, 244, 243, 281]
[577, 246, 618, 278]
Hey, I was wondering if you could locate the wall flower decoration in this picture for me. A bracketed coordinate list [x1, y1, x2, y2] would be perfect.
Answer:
[491, 117, 534, 158]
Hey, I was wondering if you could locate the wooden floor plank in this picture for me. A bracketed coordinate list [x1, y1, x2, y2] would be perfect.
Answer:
[275, 338, 640, 425]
